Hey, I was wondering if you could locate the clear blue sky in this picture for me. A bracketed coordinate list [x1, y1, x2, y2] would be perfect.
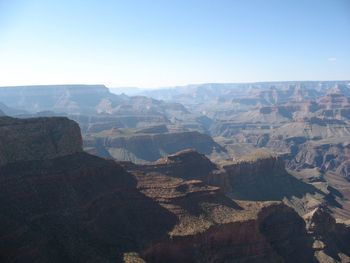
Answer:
[0, 0, 349, 88]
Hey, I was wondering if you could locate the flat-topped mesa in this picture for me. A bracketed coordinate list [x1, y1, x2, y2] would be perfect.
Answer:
[0, 116, 82, 166]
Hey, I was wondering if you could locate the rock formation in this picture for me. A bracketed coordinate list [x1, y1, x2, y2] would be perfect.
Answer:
[0, 116, 82, 166]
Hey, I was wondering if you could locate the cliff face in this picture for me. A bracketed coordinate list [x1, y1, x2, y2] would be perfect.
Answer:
[0, 117, 82, 166]
[218, 150, 324, 207]
[84, 131, 226, 163]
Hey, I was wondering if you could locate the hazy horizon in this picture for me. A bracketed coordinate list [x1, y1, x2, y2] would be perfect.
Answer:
[1, 79, 350, 91]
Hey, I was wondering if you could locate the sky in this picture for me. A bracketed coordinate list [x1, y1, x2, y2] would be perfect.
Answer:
[0, 0, 349, 88]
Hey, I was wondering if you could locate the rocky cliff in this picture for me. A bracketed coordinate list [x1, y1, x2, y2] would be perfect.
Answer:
[0, 116, 82, 166]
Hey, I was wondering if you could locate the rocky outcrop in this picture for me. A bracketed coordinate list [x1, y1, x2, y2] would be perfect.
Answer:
[0, 116, 82, 166]
[141, 203, 317, 263]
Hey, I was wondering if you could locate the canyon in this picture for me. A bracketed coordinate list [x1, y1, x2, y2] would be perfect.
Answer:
[1, 81, 350, 262]
[0, 115, 349, 262]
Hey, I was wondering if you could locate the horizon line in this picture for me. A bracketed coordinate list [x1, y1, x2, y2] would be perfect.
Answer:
[0, 79, 349, 90]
